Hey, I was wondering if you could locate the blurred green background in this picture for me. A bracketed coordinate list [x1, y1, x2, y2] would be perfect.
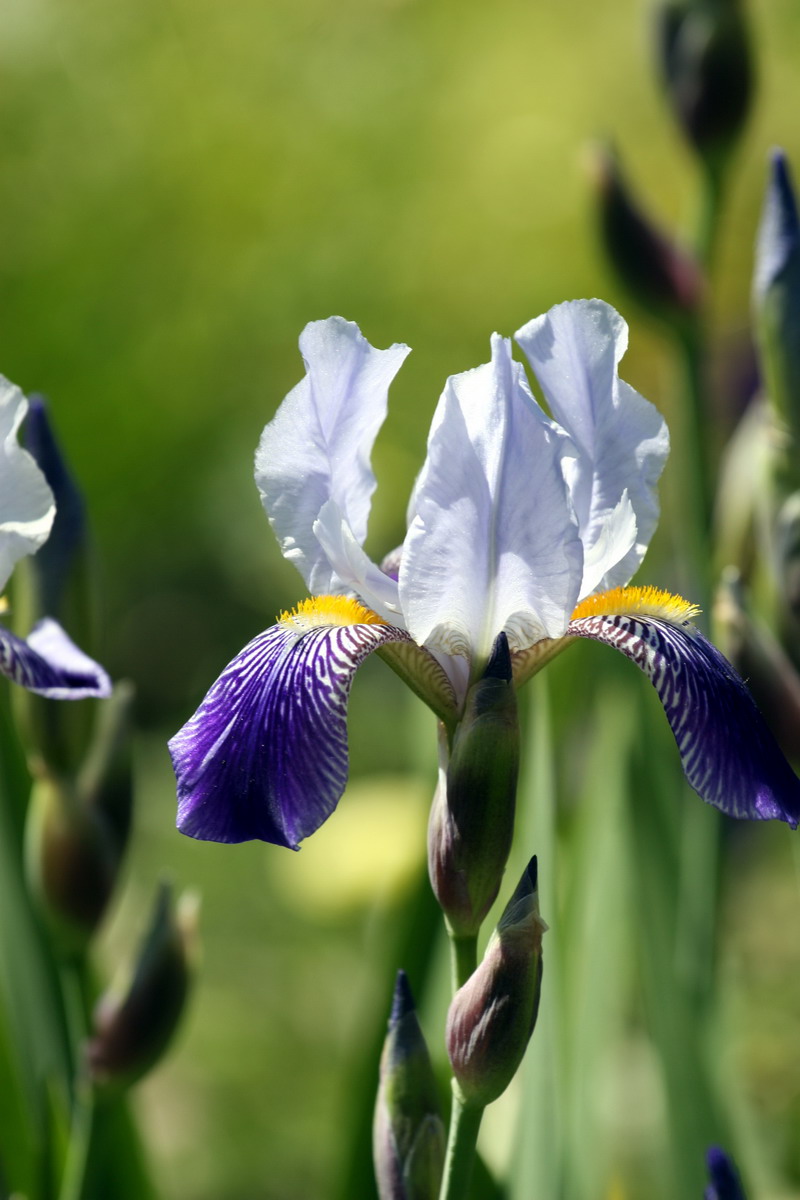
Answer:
[2, 0, 800, 1196]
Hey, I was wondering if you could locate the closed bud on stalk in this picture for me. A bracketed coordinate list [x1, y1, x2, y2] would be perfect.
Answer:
[373, 971, 445, 1200]
[713, 569, 800, 758]
[22, 396, 89, 626]
[655, 0, 753, 178]
[446, 858, 546, 1108]
[15, 397, 97, 774]
[588, 142, 703, 331]
[87, 881, 198, 1090]
[25, 682, 134, 954]
[752, 151, 800, 483]
[428, 633, 519, 938]
[704, 1145, 747, 1200]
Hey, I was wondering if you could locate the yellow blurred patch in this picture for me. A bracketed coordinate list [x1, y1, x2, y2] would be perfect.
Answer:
[278, 594, 386, 631]
[0, 595, 7, 614]
[572, 585, 700, 626]
[269, 774, 429, 919]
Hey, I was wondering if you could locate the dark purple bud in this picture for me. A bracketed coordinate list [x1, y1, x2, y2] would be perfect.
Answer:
[428, 633, 519, 937]
[87, 882, 198, 1089]
[446, 858, 546, 1107]
[373, 971, 445, 1200]
[753, 151, 800, 468]
[655, 0, 754, 176]
[704, 1145, 747, 1199]
[22, 396, 88, 624]
[589, 142, 703, 330]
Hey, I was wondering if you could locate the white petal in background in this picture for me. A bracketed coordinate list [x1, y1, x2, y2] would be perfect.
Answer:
[0, 378, 55, 593]
[255, 317, 410, 595]
[515, 299, 669, 595]
[400, 335, 583, 664]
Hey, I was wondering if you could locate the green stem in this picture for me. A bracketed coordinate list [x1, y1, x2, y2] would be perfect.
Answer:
[674, 323, 713, 617]
[58, 960, 95, 1200]
[448, 933, 477, 993]
[693, 162, 724, 276]
[438, 1083, 484, 1200]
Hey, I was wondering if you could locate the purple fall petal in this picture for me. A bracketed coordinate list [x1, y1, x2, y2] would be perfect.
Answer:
[0, 618, 111, 699]
[569, 610, 800, 827]
[170, 618, 411, 848]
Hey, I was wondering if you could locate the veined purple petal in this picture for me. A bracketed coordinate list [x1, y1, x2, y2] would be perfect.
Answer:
[0, 618, 111, 699]
[569, 606, 800, 826]
[170, 613, 412, 848]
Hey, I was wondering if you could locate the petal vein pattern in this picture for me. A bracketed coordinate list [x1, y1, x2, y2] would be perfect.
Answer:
[0, 619, 111, 699]
[400, 335, 583, 662]
[569, 604, 800, 826]
[170, 615, 412, 848]
[516, 300, 668, 596]
[255, 318, 410, 597]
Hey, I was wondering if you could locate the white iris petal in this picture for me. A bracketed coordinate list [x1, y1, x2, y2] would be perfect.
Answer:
[0, 378, 55, 592]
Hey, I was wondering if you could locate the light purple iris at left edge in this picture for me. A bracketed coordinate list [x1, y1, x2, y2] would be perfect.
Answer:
[170, 619, 411, 848]
[570, 611, 800, 827]
[0, 618, 111, 698]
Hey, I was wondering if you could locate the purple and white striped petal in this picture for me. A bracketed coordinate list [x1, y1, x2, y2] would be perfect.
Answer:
[255, 318, 410, 597]
[569, 603, 800, 826]
[515, 300, 669, 596]
[170, 610, 412, 848]
[0, 379, 55, 592]
[0, 618, 111, 698]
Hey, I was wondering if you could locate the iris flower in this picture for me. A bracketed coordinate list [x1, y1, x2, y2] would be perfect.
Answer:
[171, 300, 800, 848]
[0, 378, 110, 698]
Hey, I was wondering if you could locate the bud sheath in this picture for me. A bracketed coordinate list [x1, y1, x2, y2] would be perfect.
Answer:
[428, 634, 519, 938]
[446, 858, 546, 1107]
[373, 971, 445, 1200]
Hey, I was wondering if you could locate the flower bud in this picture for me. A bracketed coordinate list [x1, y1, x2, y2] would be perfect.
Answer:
[14, 398, 98, 774]
[428, 633, 519, 937]
[588, 142, 703, 331]
[446, 858, 546, 1108]
[655, 0, 754, 177]
[24, 682, 134, 954]
[752, 151, 800, 483]
[713, 568, 800, 759]
[87, 881, 198, 1089]
[704, 1145, 747, 1199]
[373, 971, 445, 1200]
[22, 396, 88, 626]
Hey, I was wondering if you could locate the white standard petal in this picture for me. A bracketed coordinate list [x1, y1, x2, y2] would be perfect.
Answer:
[312, 499, 403, 623]
[255, 317, 411, 594]
[0, 378, 55, 593]
[515, 299, 669, 595]
[399, 335, 583, 664]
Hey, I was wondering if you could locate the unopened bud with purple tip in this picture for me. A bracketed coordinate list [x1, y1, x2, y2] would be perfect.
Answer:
[704, 1145, 747, 1199]
[22, 396, 88, 625]
[373, 971, 445, 1200]
[655, 0, 753, 181]
[87, 881, 198, 1090]
[753, 151, 800, 483]
[428, 633, 519, 938]
[446, 858, 546, 1108]
[589, 142, 703, 332]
